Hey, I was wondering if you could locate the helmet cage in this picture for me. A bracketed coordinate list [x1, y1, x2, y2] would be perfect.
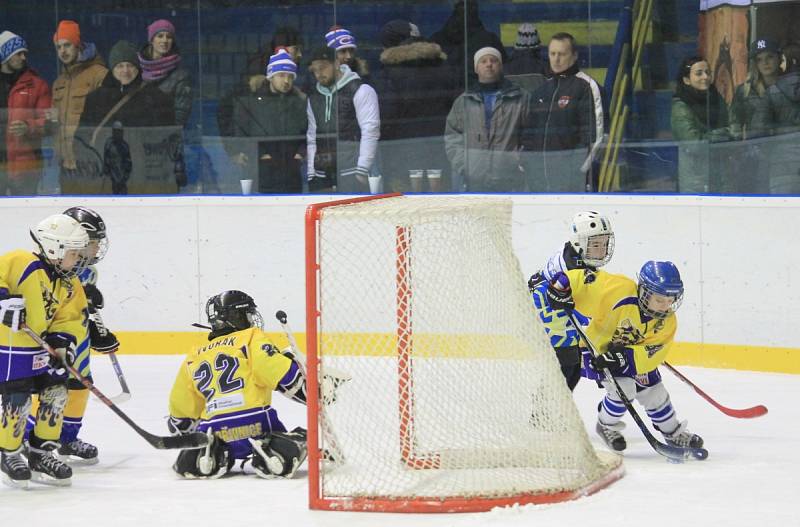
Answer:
[569, 211, 615, 267]
[63, 207, 108, 265]
[638, 285, 684, 319]
[205, 291, 263, 332]
[31, 214, 91, 279]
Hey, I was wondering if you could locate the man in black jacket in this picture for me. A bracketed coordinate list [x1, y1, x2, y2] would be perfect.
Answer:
[524, 33, 603, 193]
[224, 49, 307, 194]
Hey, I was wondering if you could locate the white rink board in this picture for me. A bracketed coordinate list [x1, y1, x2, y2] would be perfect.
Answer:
[0, 194, 797, 349]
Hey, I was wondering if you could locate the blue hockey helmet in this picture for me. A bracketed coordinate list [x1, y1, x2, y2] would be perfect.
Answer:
[637, 261, 684, 319]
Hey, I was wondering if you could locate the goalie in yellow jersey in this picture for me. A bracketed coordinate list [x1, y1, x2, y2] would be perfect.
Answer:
[168, 290, 308, 480]
[543, 261, 704, 454]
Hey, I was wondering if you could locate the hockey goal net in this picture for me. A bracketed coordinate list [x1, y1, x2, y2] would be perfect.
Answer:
[305, 194, 622, 513]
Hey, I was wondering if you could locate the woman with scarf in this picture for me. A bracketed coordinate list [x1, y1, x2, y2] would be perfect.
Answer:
[671, 56, 731, 193]
[137, 19, 192, 127]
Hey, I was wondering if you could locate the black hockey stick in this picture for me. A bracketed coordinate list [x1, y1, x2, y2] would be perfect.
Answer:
[567, 313, 708, 461]
[22, 324, 208, 450]
[90, 310, 131, 404]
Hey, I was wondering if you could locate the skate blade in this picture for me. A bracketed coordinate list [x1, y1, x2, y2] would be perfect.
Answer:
[2, 473, 30, 489]
[59, 454, 99, 466]
[31, 471, 72, 487]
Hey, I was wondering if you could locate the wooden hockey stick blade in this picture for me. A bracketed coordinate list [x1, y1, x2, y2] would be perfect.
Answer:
[566, 313, 708, 462]
[663, 362, 768, 419]
[21, 325, 208, 450]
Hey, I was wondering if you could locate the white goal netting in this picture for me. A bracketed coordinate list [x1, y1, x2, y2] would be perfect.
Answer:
[307, 195, 621, 512]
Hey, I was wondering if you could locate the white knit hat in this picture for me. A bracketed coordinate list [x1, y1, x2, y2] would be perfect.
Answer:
[0, 31, 28, 64]
[473, 46, 502, 68]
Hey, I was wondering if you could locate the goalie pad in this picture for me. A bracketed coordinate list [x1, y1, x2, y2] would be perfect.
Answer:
[248, 427, 307, 479]
[173, 429, 232, 479]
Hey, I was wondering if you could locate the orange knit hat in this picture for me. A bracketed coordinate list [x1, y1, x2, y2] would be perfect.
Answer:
[53, 20, 81, 47]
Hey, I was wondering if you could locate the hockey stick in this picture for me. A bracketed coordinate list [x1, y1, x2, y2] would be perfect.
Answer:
[566, 313, 708, 461]
[90, 310, 131, 404]
[21, 324, 208, 450]
[663, 361, 768, 419]
[107, 353, 131, 404]
[275, 310, 348, 463]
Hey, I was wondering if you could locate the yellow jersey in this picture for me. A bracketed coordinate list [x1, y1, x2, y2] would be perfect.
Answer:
[565, 268, 676, 375]
[0, 250, 89, 383]
[168, 327, 292, 457]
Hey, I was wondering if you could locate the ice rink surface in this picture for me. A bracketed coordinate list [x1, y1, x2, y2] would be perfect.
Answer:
[1, 355, 797, 527]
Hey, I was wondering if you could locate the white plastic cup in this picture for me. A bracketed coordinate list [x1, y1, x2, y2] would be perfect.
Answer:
[426, 169, 442, 180]
[240, 179, 253, 195]
[409, 169, 424, 179]
[368, 175, 383, 194]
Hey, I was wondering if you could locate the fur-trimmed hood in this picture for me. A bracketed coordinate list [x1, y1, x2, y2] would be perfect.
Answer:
[380, 41, 447, 66]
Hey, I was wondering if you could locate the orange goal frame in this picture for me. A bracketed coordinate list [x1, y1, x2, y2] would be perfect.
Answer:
[305, 194, 623, 513]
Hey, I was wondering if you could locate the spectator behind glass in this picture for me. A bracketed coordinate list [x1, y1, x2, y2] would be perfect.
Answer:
[0, 30, 51, 196]
[51, 20, 108, 194]
[524, 33, 603, 193]
[444, 47, 529, 192]
[728, 38, 782, 194]
[325, 26, 370, 84]
[306, 45, 380, 194]
[375, 19, 456, 192]
[670, 56, 731, 193]
[223, 49, 307, 194]
[505, 23, 546, 77]
[431, 0, 506, 91]
[761, 42, 800, 194]
[76, 40, 175, 194]
[138, 19, 192, 127]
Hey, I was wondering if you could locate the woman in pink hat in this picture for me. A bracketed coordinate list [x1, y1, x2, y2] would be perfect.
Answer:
[137, 19, 192, 128]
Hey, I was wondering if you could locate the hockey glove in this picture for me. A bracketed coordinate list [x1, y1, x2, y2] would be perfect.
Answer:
[45, 334, 76, 381]
[83, 283, 104, 309]
[545, 272, 575, 312]
[528, 272, 546, 293]
[590, 345, 632, 375]
[0, 294, 26, 332]
[89, 318, 120, 354]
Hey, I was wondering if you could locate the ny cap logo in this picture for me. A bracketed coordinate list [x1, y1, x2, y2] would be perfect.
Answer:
[757, 39, 766, 49]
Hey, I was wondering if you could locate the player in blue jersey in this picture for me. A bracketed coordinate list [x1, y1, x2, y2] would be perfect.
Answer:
[168, 290, 308, 479]
[0, 213, 93, 487]
[529, 211, 614, 390]
[544, 261, 704, 453]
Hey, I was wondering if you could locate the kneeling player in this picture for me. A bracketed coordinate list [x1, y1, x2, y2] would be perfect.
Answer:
[541, 261, 704, 453]
[168, 290, 307, 479]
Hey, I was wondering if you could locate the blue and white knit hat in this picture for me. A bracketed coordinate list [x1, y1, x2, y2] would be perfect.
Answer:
[0, 31, 28, 64]
[267, 48, 297, 79]
[325, 27, 357, 50]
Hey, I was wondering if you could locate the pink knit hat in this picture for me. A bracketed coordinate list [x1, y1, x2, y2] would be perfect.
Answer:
[147, 19, 175, 42]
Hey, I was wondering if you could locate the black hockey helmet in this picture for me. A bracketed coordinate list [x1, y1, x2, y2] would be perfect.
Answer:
[206, 290, 263, 333]
[63, 206, 108, 264]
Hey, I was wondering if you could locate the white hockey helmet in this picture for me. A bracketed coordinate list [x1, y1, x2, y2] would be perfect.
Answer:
[569, 210, 615, 267]
[31, 214, 91, 278]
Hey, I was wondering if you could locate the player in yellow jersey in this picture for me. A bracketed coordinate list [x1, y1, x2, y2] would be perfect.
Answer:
[24, 207, 117, 465]
[544, 261, 704, 453]
[168, 290, 307, 479]
[0, 214, 93, 488]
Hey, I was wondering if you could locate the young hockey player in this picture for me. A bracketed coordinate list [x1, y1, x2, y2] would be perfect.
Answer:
[543, 260, 704, 453]
[529, 210, 614, 390]
[168, 290, 307, 479]
[0, 213, 92, 487]
[58, 207, 118, 463]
